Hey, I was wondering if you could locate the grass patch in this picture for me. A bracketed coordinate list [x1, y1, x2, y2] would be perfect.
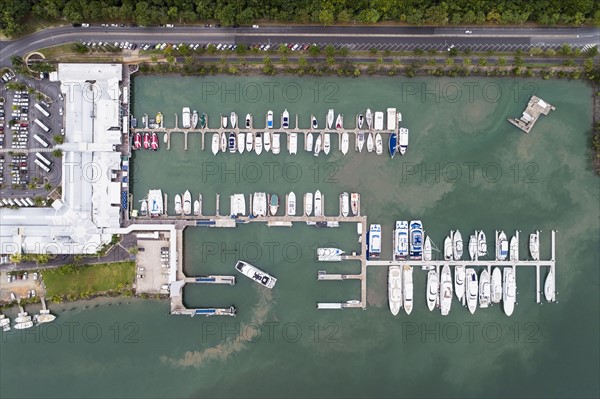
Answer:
[44, 261, 135, 298]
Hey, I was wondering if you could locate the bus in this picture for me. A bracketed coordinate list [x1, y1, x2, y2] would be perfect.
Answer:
[35, 152, 52, 166]
[33, 134, 50, 148]
[34, 118, 51, 133]
[34, 159, 51, 173]
[34, 103, 50, 118]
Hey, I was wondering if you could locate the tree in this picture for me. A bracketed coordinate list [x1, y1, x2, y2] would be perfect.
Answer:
[53, 135, 64, 144]
[308, 45, 320, 57]
[325, 44, 336, 57]
[319, 9, 334, 26]
[52, 149, 63, 157]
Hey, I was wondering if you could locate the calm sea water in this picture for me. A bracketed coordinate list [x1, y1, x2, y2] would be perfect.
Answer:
[1, 76, 598, 398]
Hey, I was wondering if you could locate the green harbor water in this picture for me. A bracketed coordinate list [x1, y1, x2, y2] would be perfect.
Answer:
[1, 75, 598, 398]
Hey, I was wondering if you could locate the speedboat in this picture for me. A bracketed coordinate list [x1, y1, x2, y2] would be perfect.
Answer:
[238, 132, 246, 153]
[305, 133, 314, 152]
[143, 132, 150, 149]
[335, 114, 343, 129]
[544, 269, 555, 302]
[199, 113, 206, 128]
[245, 113, 251, 129]
[314, 134, 322, 156]
[402, 265, 413, 315]
[366, 108, 373, 129]
[529, 231, 540, 260]
[388, 266, 403, 316]
[254, 133, 263, 155]
[455, 265, 465, 302]
[311, 114, 318, 129]
[398, 127, 409, 155]
[252, 192, 267, 217]
[327, 109, 334, 129]
[351, 193, 359, 216]
[191, 110, 198, 129]
[221, 115, 228, 128]
[314, 190, 322, 217]
[366, 133, 374, 152]
[466, 268, 478, 314]
[426, 270, 438, 311]
[151, 132, 159, 150]
[357, 132, 365, 152]
[174, 194, 182, 215]
[263, 131, 271, 152]
[269, 194, 279, 216]
[340, 192, 349, 217]
[220, 132, 227, 152]
[288, 132, 297, 155]
[479, 269, 491, 308]
[368, 224, 382, 260]
[287, 191, 296, 216]
[235, 260, 277, 289]
[477, 230, 487, 257]
[503, 267, 516, 316]
[453, 229, 463, 260]
[282, 109, 289, 129]
[272, 133, 281, 154]
[389, 132, 397, 158]
[183, 190, 192, 215]
[491, 267, 502, 303]
[509, 235, 519, 261]
[194, 199, 200, 215]
[304, 192, 313, 216]
[440, 265, 453, 316]
[357, 114, 364, 129]
[323, 133, 330, 155]
[394, 221, 409, 260]
[228, 132, 236, 153]
[375, 133, 383, 155]
[230, 112, 237, 129]
[317, 248, 345, 261]
[444, 234, 453, 260]
[341, 132, 349, 154]
[156, 112, 163, 126]
[133, 132, 141, 149]
[423, 236, 432, 261]
[140, 200, 148, 216]
[468, 235, 477, 260]
[246, 132, 253, 152]
[267, 110, 273, 129]
[409, 220, 423, 259]
[497, 231, 509, 261]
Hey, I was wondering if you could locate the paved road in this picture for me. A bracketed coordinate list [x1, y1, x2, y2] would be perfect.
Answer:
[1, 25, 598, 67]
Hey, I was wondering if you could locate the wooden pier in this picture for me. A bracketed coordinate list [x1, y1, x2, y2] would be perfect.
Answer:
[508, 96, 556, 134]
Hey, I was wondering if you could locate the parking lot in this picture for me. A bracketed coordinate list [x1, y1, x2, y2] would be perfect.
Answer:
[135, 239, 171, 294]
[0, 270, 44, 303]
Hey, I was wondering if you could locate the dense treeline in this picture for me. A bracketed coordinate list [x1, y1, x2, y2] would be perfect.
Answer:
[2, 0, 599, 37]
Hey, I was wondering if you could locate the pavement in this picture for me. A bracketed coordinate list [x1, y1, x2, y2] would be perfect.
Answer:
[135, 238, 170, 294]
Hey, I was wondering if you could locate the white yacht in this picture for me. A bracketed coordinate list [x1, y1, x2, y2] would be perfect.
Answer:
[468, 234, 477, 260]
[220, 132, 227, 152]
[479, 269, 491, 308]
[211, 134, 220, 155]
[314, 134, 322, 156]
[529, 231, 540, 260]
[454, 265, 465, 302]
[246, 132, 254, 152]
[174, 194, 182, 215]
[194, 199, 200, 216]
[388, 266, 403, 316]
[426, 270, 438, 311]
[393, 221, 409, 260]
[183, 190, 192, 215]
[497, 231, 509, 261]
[398, 127, 409, 155]
[182, 107, 191, 128]
[365, 108, 373, 129]
[444, 234, 453, 260]
[304, 192, 313, 216]
[272, 133, 281, 154]
[340, 192, 349, 217]
[423, 236, 432, 262]
[254, 133, 263, 155]
[318, 248, 345, 262]
[503, 267, 516, 316]
[288, 132, 298, 155]
[327, 109, 334, 129]
[267, 110, 274, 129]
[374, 111, 384, 130]
[252, 192, 267, 217]
[375, 133, 383, 155]
[477, 230, 487, 257]
[453, 229, 463, 260]
[263, 131, 271, 152]
[386, 108, 397, 130]
[323, 133, 331, 155]
[466, 268, 478, 314]
[305, 133, 314, 152]
[282, 109, 289, 129]
[341, 132, 349, 154]
[238, 132, 246, 154]
[440, 265, 453, 316]
[402, 265, 413, 315]
[287, 191, 296, 216]
[509, 235, 519, 261]
[235, 260, 277, 289]
[230, 112, 237, 129]
[314, 190, 323, 217]
[356, 132, 365, 152]
[221, 114, 228, 128]
[491, 267, 502, 303]
[544, 269, 555, 302]
[366, 133, 374, 152]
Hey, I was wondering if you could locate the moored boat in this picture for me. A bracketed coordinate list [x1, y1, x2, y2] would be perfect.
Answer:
[288, 132, 297, 155]
[230, 112, 237, 129]
[327, 109, 334, 129]
[318, 248, 345, 262]
[267, 110, 273, 129]
[375, 133, 383, 155]
[238, 132, 246, 154]
[402, 265, 413, 315]
[314, 134, 322, 156]
[335, 114, 343, 130]
[388, 266, 403, 316]
[220, 132, 227, 152]
[478, 230, 487, 257]
[529, 231, 540, 260]
[366, 133, 374, 152]
[245, 113, 251, 129]
[340, 192, 349, 217]
[151, 132, 159, 150]
[389, 132, 397, 158]
[304, 192, 313, 216]
[199, 113, 206, 128]
[357, 132, 365, 152]
[156, 111, 163, 126]
[365, 108, 373, 129]
[211, 133, 219, 155]
[479, 269, 491, 308]
[191, 110, 198, 129]
[444, 234, 453, 260]
[440, 265, 453, 316]
[252, 192, 267, 217]
[350, 193, 359, 216]
[314, 190, 323, 217]
[503, 267, 516, 316]
[174, 194, 182, 215]
[497, 231, 509, 261]
[368, 224, 382, 260]
[544, 269, 555, 302]
[466, 268, 478, 314]
[235, 260, 277, 289]
[398, 127, 409, 155]
[287, 191, 296, 216]
[269, 194, 279, 216]
[221, 114, 228, 128]
[453, 230, 463, 260]
[194, 199, 200, 215]
[409, 220, 423, 259]
[510, 235, 519, 261]
[182, 107, 191, 128]
[183, 190, 192, 215]
[426, 270, 438, 311]
[228, 132, 236, 153]
[263, 131, 271, 152]
[246, 132, 254, 152]
[133, 132, 141, 149]
[341, 132, 349, 155]
[394, 221, 408, 261]
[272, 133, 281, 154]
[143, 132, 150, 150]
[468, 234, 477, 260]
[491, 267, 502, 303]
[386, 108, 397, 130]
[306, 133, 314, 152]
[282, 109, 289, 129]
[455, 265, 465, 302]
[140, 199, 148, 216]
[357, 114, 364, 129]
[311, 114, 318, 129]
[323, 133, 330, 155]
[254, 133, 263, 155]
[374, 111, 384, 130]
[423, 236, 432, 261]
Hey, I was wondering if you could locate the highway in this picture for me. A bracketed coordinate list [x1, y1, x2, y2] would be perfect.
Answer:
[1, 25, 598, 67]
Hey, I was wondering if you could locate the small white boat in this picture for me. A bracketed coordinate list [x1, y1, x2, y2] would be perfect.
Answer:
[237, 132, 246, 154]
[497, 231, 509, 261]
[466, 268, 478, 314]
[245, 113, 251, 129]
[479, 269, 491, 308]
[220, 132, 227, 153]
[366, 133, 374, 152]
[318, 248, 345, 262]
[314, 134, 322, 156]
[287, 191, 296, 216]
[478, 230, 487, 258]
[454, 265, 465, 302]
[341, 132, 349, 154]
[491, 267, 502, 303]
[388, 266, 403, 316]
[263, 131, 271, 152]
[174, 194, 182, 215]
[423, 236, 432, 261]
[402, 265, 413, 315]
[254, 133, 263, 155]
[351, 193, 360, 216]
[230, 112, 237, 129]
[267, 110, 273, 129]
[375, 133, 383, 155]
[194, 200, 200, 216]
[509, 235, 519, 261]
[323, 134, 330, 155]
[453, 230, 463, 260]
[440, 265, 453, 316]
[365, 108, 373, 129]
[282, 109, 289, 129]
[529, 231, 540, 260]
[357, 132, 365, 152]
[288, 132, 297, 155]
[468, 234, 477, 260]
[304, 192, 313, 216]
[314, 190, 322, 217]
[426, 270, 438, 311]
[211, 134, 219, 155]
[327, 109, 334, 130]
[269, 194, 279, 216]
[444, 234, 453, 260]
[305, 133, 314, 152]
[191, 110, 198, 129]
[357, 114, 364, 129]
[221, 115, 228, 128]
[544, 269, 555, 302]
[246, 132, 254, 152]
[311, 114, 318, 129]
[398, 127, 409, 155]
[272, 133, 281, 154]
[503, 267, 516, 316]
[183, 190, 192, 215]
[140, 200, 148, 216]
[374, 111, 384, 130]
[335, 114, 343, 130]
[340, 192, 349, 217]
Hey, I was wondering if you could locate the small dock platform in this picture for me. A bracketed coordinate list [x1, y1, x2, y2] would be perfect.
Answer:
[508, 95, 556, 134]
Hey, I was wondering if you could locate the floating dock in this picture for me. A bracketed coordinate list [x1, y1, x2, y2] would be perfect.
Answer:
[508, 96, 556, 134]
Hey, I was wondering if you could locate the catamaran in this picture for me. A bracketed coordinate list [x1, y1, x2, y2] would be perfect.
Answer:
[409, 220, 423, 259]
[304, 192, 313, 216]
[427, 270, 438, 311]
[272, 133, 281, 154]
[503, 267, 516, 316]
[327, 109, 334, 129]
[479, 270, 491, 308]
[282, 109, 289, 129]
[375, 133, 383, 155]
[340, 192, 349, 217]
[365, 108, 373, 129]
[394, 221, 409, 260]
[288, 132, 298, 155]
[388, 266, 402, 316]
[368, 224, 382, 260]
[305, 133, 314, 152]
[254, 133, 263, 155]
[491, 267, 502, 303]
[323, 133, 331, 155]
[267, 110, 273, 129]
[341, 132, 349, 154]
[235, 260, 277, 289]
[440, 265, 453, 316]
[403, 265, 413, 315]
[252, 192, 267, 217]
[287, 191, 296, 216]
